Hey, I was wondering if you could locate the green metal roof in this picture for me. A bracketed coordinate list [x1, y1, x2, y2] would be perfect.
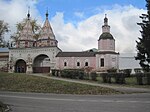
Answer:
[99, 32, 114, 40]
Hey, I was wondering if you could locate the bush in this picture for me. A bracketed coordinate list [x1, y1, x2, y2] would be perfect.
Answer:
[90, 72, 97, 81]
[123, 69, 132, 77]
[78, 71, 85, 80]
[100, 73, 126, 84]
[136, 73, 144, 85]
[51, 69, 60, 76]
[60, 69, 85, 79]
[145, 72, 150, 85]
[113, 73, 126, 84]
[100, 73, 111, 83]
[100, 73, 108, 83]
[107, 68, 117, 73]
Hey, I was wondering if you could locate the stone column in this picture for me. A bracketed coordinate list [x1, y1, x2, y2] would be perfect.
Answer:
[26, 64, 33, 74]
[26, 54, 33, 74]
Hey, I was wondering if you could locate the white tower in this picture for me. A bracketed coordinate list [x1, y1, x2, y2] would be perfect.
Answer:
[98, 14, 115, 52]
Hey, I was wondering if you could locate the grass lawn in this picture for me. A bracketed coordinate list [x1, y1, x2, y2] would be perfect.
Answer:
[0, 72, 122, 95]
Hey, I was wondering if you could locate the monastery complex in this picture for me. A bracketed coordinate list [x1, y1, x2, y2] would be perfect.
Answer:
[1, 11, 120, 73]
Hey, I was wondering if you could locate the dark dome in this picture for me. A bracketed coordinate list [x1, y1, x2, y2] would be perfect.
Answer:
[99, 32, 114, 40]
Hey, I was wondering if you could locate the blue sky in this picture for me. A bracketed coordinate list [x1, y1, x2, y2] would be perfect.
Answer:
[36, 0, 146, 21]
[0, 0, 147, 52]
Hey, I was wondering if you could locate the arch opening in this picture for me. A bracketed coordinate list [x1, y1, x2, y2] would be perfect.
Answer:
[33, 54, 50, 73]
[15, 59, 26, 73]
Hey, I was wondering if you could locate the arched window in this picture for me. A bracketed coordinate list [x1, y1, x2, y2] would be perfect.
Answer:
[85, 62, 88, 66]
[64, 62, 67, 66]
[77, 62, 80, 66]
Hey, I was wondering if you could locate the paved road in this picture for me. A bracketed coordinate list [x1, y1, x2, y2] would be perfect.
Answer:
[30, 74, 150, 93]
[0, 91, 150, 112]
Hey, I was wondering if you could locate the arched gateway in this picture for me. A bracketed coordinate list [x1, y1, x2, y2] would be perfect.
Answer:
[9, 11, 61, 73]
[33, 54, 50, 73]
[15, 59, 26, 73]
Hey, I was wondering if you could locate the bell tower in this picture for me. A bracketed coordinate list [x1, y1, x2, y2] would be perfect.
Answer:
[98, 14, 115, 52]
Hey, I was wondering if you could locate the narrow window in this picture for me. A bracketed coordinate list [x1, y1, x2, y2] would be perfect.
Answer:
[101, 58, 104, 67]
[64, 62, 67, 66]
[85, 62, 88, 66]
[77, 62, 80, 66]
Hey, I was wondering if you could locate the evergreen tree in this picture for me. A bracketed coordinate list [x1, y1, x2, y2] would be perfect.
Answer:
[135, 0, 150, 72]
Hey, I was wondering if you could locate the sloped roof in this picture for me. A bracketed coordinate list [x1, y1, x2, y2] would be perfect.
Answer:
[56, 51, 119, 57]
[18, 17, 34, 41]
[56, 52, 96, 57]
[96, 51, 119, 54]
[39, 13, 55, 40]
[0, 48, 9, 53]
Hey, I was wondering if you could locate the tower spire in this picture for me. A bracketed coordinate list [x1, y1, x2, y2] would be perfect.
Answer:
[102, 14, 110, 33]
[46, 8, 48, 19]
[104, 14, 108, 25]
[27, 6, 30, 19]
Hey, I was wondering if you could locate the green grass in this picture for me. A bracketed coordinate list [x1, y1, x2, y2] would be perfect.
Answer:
[0, 72, 122, 95]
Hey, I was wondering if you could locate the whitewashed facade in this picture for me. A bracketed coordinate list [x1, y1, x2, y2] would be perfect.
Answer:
[56, 15, 119, 71]
[7, 12, 119, 73]
[9, 11, 61, 73]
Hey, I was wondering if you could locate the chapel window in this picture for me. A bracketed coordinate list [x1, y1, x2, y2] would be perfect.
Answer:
[85, 62, 88, 66]
[100, 58, 104, 67]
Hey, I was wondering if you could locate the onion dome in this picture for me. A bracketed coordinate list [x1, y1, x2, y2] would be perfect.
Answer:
[99, 32, 114, 40]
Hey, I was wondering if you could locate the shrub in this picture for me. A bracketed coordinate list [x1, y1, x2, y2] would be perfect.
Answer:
[90, 72, 97, 81]
[145, 73, 150, 85]
[107, 68, 117, 73]
[123, 69, 132, 77]
[78, 71, 85, 80]
[100, 73, 111, 83]
[136, 73, 144, 85]
[113, 73, 126, 84]
[60, 69, 85, 79]
[51, 69, 60, 77]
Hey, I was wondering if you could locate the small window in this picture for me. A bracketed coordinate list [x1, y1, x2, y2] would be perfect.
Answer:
[85, 62, 88, 66]
[101, 58, 104, 67]
[77, 62, 80, 66]
[64, 62, 67, 66]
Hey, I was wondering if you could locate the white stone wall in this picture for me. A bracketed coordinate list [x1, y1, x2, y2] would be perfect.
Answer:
[56, 56, 96, 70]
[9, 46, 61, 73]
[96, 53, 119, 71]
[0, 59, 8, 68]
[98, 39, 115, 51]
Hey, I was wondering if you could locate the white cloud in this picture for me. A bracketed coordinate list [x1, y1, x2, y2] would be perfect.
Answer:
[0, 1, 146, 53]
[51, 5, 146, 53]
[0, 0, 42, 41]
[74, 12, 84, 18]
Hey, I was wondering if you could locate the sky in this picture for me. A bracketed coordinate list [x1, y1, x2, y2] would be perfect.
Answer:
[0, 0, 147, 53]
